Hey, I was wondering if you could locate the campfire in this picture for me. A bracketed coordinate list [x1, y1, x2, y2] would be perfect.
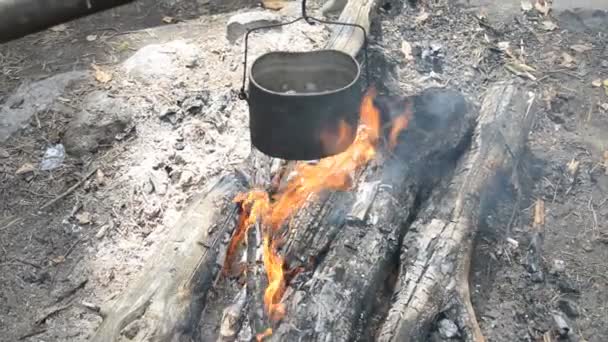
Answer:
[224, 88, 413, 339]
[90, 1, 539, 340]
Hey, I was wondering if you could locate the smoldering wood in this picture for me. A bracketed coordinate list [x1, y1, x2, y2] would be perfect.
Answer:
[271, 88, 476, 342]
[245, 222, 267, 337]
[378, 82, 538, 342]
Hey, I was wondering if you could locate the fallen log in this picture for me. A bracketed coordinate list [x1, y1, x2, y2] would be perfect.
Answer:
[378, 82, 537, 342]
[91, 0, 378, 339]
[90, 172, 247, 342]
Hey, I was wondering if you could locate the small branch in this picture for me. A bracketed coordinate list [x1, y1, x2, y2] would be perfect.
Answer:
[40, 167, 98, 211]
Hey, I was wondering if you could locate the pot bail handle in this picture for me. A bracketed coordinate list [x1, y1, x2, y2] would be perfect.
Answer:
[238, 0, 371, 100]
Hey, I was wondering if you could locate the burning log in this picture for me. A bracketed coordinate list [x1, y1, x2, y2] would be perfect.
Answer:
[91, 0, 380, 340]
[269, 87, 476, 341]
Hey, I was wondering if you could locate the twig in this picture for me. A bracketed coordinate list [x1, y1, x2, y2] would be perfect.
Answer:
[18, 328, 47, 340]
[40, 168, 97, 211]
[0, 216, 22, 231]
[14, 258, 42, 269]
[55, 278, 88, 303]
[35, 302, 73, 325]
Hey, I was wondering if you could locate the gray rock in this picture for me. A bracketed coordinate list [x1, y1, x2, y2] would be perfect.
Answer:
[122, 40, 198, 83]
[63, 91, 133, 156]
[558, 298, 580, 318]
[437, 318, 460, 339]
[226, 11, 282, 43]
[550, 259, 566, 275]
[0, 71, 90, 142]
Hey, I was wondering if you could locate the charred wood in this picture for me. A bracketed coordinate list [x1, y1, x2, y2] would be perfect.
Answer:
[378, 82, 538, 342]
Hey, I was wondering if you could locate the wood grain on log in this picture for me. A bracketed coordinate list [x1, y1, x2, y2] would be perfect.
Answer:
[378, 82, 538, 342]
[325, 0, 377, 57]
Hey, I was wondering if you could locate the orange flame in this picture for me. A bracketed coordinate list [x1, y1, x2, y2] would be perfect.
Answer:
[388, 100, 413, 150]
[263, 236, 286, 321]
[223, 88, 413, 338]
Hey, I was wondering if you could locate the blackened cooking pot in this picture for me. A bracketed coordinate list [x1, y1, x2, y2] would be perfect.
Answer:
[245, 49, 362, 160]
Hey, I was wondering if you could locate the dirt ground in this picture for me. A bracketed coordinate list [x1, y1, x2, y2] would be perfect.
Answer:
[0, 0, 607, 341]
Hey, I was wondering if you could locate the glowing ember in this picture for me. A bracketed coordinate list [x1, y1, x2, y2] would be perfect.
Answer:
[224, 87, 412, 338]
[256, 328, 273, 342]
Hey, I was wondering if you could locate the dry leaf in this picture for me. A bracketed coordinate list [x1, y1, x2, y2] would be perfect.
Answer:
[52, 255, 65, 264]
[600, 103, 608, 112]
[86, 34, 98, 42]
[401, 41, 414, 61]
[560, 52, 575, 68]
[415, 11, 430, 24]
[16, 163, 35, 175]
[506, 63, 537, 80]
[521, 0, 533, 11]
[50, 24, 68, 32]
[535, 0, 551, 15]
[542, 20, 558, 31]
[262, 0, 287, 10]
[162, 16, 175, 24]
[592, 79, 602, 87]
[567, 159, 579, 177]
[92, 64, 112, 84]
[570, 44, 592, 53]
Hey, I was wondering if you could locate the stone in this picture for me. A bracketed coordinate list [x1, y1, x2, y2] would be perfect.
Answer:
[0, 71, 90, 142]
[179, 170, 196, 189]
[550, 259, 566, 275]
[159, 105, 181, 121]
[63, 91, 133, 157]
[557, 278, 580, 294]
[437, 318, 460, 339]
[122, 40, 199, 83]
[558, 298, 580, 318]
[226, 11, 282, 43]
[180, 92, 209, 115]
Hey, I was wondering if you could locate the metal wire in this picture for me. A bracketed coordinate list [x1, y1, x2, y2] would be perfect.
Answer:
[238, 0, 370, 100]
